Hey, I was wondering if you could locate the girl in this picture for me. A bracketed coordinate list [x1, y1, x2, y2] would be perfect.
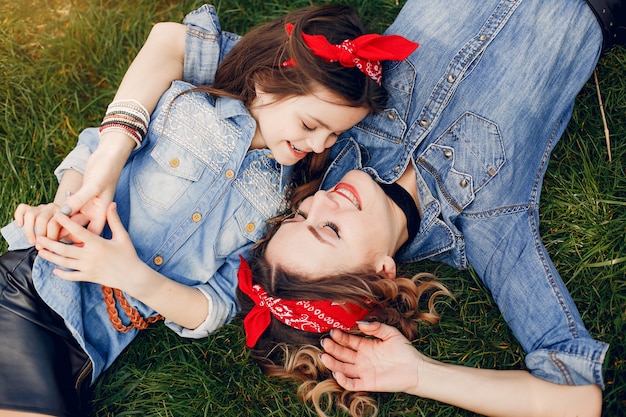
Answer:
[0, 4, 417, 416]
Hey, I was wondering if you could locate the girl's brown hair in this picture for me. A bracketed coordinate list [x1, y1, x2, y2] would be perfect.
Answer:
[197, 4, 388, 197]
[237, 237, 452, 417]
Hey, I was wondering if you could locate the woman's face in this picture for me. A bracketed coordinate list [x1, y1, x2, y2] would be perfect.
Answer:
[265, 170, 406, 279]
[249, 86, 370, 166]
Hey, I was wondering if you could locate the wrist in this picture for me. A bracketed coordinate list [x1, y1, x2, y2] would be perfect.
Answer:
[405, 354, 449, 398]
[95, 131, 136, 157]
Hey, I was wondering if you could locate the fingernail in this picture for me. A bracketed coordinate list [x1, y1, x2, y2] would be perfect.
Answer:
[60, 205, 71, 215]
[331, 371, 337, 380]
[320, 338, 326, 348]
[356, 321, 370, 325]
[317, 354, 324, 361]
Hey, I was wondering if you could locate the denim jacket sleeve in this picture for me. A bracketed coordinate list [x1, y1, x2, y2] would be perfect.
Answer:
[460, 207, 608, 388]
[182, 4, 240, 86]
[167, 248, 247, 337]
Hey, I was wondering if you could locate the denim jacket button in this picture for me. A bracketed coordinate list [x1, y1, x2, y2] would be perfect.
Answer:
[192, 212, 202, 222]
[459, 178, 469, 188]
[153, 256, 163, 266]
[169, 158, 180, 168]
[419, 119, 429, 128]
[387, 111, 396, 121]
[225, 169, 235, 179]
[444, 149, 453, 158]
[246, 222, 255, 232]
[447, 75, 456, 83]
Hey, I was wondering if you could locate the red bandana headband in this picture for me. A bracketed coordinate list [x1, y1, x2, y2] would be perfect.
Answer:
[237, 256, 370, 348]
[281, 23, 418, 85]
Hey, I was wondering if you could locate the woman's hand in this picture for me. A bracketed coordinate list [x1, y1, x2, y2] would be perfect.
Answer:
[320, 321, 425, 394]
[321, 323, 603, 417]
[14, 202, 67, 245]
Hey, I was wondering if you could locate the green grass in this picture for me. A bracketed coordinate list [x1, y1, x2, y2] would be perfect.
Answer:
[1, 0, 624, 416]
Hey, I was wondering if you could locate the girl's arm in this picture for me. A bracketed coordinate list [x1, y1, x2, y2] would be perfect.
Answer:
[13, 23, 187, 243]
[35, 203, 208, 329]
[61, 23, 187, 233]
[321, 322, 601, 417]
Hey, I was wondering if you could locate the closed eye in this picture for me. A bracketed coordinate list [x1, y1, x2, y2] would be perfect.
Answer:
[322, 221, 340, 238]
[295, 209, 339, 238]
[295, 208, 307, 219]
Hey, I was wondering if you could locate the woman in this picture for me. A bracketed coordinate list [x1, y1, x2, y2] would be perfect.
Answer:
[237, 0, 616, 415]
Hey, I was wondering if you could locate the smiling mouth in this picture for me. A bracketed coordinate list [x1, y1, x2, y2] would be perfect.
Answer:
[333, 183, 362, 210]
[289, 142, 307, 155]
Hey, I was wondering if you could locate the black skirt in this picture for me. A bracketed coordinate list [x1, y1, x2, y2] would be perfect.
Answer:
[0, 248, 92, 417]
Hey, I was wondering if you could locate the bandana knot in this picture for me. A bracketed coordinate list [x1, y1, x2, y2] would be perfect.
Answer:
[282, 23, 418, 86]
[238, 255, 370, 348]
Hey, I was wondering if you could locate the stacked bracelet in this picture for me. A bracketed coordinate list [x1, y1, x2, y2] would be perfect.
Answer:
[99, 99, 150, 149]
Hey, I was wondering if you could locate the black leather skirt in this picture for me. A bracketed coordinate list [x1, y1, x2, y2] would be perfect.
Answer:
[0, 248, 92, 417]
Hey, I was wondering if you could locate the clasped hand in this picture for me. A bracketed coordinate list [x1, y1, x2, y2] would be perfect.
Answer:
[33, 202, 142, 293]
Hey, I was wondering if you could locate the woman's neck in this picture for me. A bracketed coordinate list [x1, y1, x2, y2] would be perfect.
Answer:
[395, 164, 420, 216]
[378, 164, 421, 253]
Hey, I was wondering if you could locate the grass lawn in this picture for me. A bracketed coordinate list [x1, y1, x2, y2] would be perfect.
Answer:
[1, 0, 624, 415]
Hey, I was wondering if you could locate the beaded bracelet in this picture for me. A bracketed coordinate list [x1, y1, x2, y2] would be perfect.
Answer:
[99, 99, 150, 149]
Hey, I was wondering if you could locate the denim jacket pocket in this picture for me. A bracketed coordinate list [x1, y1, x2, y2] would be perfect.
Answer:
[352, 59, 415, 145]
[214, 203, 266, 258]
[134, 138, 207, 211]
[418, 112, 505, 212]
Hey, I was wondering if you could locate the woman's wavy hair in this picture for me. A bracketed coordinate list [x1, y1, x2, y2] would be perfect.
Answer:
[194, 4, 388, 197]
[236, 230, 452, 417]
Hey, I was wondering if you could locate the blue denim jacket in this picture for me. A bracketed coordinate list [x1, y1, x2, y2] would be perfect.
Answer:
[320, 0, 608, 388]
[1, 8, 289, 382]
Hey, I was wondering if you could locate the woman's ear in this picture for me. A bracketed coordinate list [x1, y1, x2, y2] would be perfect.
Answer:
[375, 255, 397, 280]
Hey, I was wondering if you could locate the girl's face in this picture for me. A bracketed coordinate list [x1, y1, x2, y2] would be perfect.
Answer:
[264, 170, 407, 279]
[248, 86, 370, 166]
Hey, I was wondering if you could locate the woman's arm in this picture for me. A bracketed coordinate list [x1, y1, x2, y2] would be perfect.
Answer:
[321, 322, 601, 417]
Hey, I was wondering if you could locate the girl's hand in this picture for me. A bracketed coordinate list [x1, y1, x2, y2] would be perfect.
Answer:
[59, 145, 128, 235]
[319, 321, 425, 394]
[35, 202, 143, 293]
